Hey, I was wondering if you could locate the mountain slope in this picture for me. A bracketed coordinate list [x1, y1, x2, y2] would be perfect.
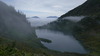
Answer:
[73, 16, 100, 56]
[59, 0, 100, 19]
[40, 0, 100, 56]
[0, 1, 87, 56]
[57, 0, 100, 56]
[0, 1, 44, 49]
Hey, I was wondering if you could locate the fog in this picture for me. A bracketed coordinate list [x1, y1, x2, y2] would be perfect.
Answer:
[62, 16, 85, 22]
[27, 18, 58, 27]
[0, 1, 36, 38]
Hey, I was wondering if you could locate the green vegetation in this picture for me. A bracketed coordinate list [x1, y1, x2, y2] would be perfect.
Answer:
[74, 16, 100, 56]
[0, 1, 86, 56]
[0, 36, 87, 56]
[39, 0, 100, 56]
[0, 0, 100, 56]
[0, 37, 26, 56]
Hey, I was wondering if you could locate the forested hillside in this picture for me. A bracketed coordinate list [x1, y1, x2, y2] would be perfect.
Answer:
[59, 0, 100, 19]
[40, 0, 100, 56]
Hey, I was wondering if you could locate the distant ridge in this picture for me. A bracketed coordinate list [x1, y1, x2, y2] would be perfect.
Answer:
[32, 16, 39, 18]
[47, 16, 58, 18]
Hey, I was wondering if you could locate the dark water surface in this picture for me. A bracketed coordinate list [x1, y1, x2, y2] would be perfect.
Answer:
[28, 17, 87, 54]
[36, 29, 87, 54]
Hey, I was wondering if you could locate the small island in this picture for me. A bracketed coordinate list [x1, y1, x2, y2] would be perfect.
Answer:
[32, 16, 40, 18]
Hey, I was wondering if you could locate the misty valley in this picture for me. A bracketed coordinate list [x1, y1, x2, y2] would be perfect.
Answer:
[28, 17, 87, 54]
[0, 0, 100, 56]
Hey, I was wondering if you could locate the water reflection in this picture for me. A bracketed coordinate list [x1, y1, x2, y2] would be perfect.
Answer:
[36, 29, 87, 54]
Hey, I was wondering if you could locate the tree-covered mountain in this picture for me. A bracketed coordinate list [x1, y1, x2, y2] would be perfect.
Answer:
[43, 0, 100, 35]
[1, 0, 100, 56]
[73, 16, 100, 56]
[0, 1, 46, 55]
[59, 0, 100, 56]
[0, 1, 86, 56]
[0, 1, 44, 48]
[40, 0, 100, 56]
[59, 0, 100, 19]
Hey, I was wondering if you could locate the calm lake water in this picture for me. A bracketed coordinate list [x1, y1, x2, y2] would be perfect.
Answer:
[36, 29, 87, 54]
[28, 17, 87, 54]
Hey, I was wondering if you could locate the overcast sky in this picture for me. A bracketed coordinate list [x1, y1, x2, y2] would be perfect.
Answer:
[1, 0, 86, 17]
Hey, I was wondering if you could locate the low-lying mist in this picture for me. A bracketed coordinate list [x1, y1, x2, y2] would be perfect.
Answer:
[27, 18, 58, 27]
[62, 16, 85, 22]
[0, 1, 36, 39]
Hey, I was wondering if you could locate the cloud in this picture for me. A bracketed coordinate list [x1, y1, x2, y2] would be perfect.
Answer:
[1, 0, 86, 17]
[52, 5, 62, 8]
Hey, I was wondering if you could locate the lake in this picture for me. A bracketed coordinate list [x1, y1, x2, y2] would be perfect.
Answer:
[28, 17, 87, 54]
[36, 29, 87, 54]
